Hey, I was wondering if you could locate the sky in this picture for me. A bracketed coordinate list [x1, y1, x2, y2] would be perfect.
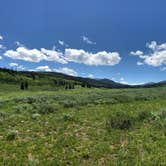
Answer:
[0, 0, 166, 84]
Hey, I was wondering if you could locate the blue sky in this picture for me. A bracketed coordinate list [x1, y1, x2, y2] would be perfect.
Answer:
[0, 0, 166, 84]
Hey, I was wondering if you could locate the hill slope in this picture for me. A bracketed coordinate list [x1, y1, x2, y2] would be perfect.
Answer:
[0, 68, 165, 89]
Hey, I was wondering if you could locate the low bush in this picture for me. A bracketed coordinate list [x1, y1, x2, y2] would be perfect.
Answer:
[31, 113, 41, 119]
[158, 110, 166, 119]
[63, 114, 74, 121]
[106, 111, 133, 130]
[37, 104, 58, 114]
[60, 101, 77, 108]
[0, 111, 7, 118]
[6, 130, 17, 141]
[137, 111, 153, 121]
[151, 110, 166, 130]
[13, 104, 33, 113]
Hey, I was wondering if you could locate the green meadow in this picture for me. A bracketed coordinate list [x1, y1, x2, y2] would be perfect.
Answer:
[0, 71, 166, 165]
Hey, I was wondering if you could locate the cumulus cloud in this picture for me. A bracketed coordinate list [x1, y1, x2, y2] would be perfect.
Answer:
[160, 67, 166, 71]
[87, 74, 94, 78]
[82, 36, 96, 45]
[0, 44, 6, 50]
[35, 66, 52, 72]
[4, 47, 46, 62]
[131, 41, 166, 67]
[58, 40, 68, 47]
[120, 77, 124, 81]
[4, 45, 121, 66]
[130, 50, 143, 56]
[54, 67, 78, 76]
[137, 61, 144, 66]
[64, 49, 121, 66]
[15, 41, 25, 47]
[41, 48, 67, 64]
[9, 63, 26, 70]
[4, 47, 67, 64]
[9, 63, 19, 67]
[0, 35, 3, 40]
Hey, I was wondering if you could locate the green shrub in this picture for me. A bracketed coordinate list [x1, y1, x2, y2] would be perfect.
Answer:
[6, 130, 17, 141]
[106, 111, 133, 130]
[61, 101, 77, 108]
[153, 119, 166, 130]
[0, 111, 7, 118]
[63, 114, 73, 121]
[0, 118, 3, 125]
[159, 110, 166, 119]
[137, 111, 152, 121]
[37, 104, 58, 114]
[13, 104, 33, 113]
[32, 113, 41, 119]
[152, 110, 166, 130]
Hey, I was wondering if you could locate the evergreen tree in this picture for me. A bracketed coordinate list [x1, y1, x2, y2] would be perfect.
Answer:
[25, 81, 28, 90]
[31, 73, 35, 80]
[20, 82, 24, 90]
[65, 85, 68, 90]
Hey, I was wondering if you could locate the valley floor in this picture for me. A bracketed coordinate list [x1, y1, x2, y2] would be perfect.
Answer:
[0, 85, 166, 165]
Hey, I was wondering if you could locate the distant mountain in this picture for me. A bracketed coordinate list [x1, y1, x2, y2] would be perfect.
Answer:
[0, 68, 165, 88]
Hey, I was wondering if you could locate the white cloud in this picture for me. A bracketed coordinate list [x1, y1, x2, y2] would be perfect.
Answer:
[120, 81, 128, 84]
[111, 77, 116, 81]
[137, 61, 144, 66]
[17, 65, 26, 70]
[41, 48, 67, 64]
[35, 66, 52, 72]
[160, 67, 166, 71]
[64, 49, 121, 66]
[54, 67, 77, 76]
[0, 56, 2, 60]
[4, 47, 67, 64]
[58, 40, 68, 47]
[131, 41, 166, 67]
[4, 45, 121, 66]
[9, 63, 19, 67]
[9, 63, 26, 70]
[82, 36, 96, 45]
[0, 44, 6, 50]
[15, 41, 24, 47]
[58, 40, 64, 46]
[146, 41, 158, 50]
[130, 50, 143, 56]
[120, 77, 124, 81]
[0, 35, 3, 40]
[87, 74, 94, 78]
[4, 47, 46, 62]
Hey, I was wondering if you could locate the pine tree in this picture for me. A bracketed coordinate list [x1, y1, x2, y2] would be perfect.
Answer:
[25, 81, 28, 90]
[20, 82, 24, 90]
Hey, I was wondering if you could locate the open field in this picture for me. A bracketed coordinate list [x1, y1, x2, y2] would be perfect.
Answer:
[0, 83, 166, 165]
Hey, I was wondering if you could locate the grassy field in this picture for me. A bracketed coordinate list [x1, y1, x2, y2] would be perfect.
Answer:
[0, 83, 166, 165]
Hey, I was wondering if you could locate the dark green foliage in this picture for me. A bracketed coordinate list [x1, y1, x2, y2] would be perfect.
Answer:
[106, 112, 133, 130]
[0, 111, 7, 118]
[158, 110, 166, 119]
[61, 100, 77, 108]
[37, 104, 58, 114]
[31, 113, 41, 119]
[31, 73, 36, 80]
[152, 110, 166, 130]
[20, 82, 24, 90]
[20, 81, 29, 90]
[6, 130, 17, 141]
[137, 111, 152, 121]
[63, 114, 73, 121]
[25, 81, 28, 90]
